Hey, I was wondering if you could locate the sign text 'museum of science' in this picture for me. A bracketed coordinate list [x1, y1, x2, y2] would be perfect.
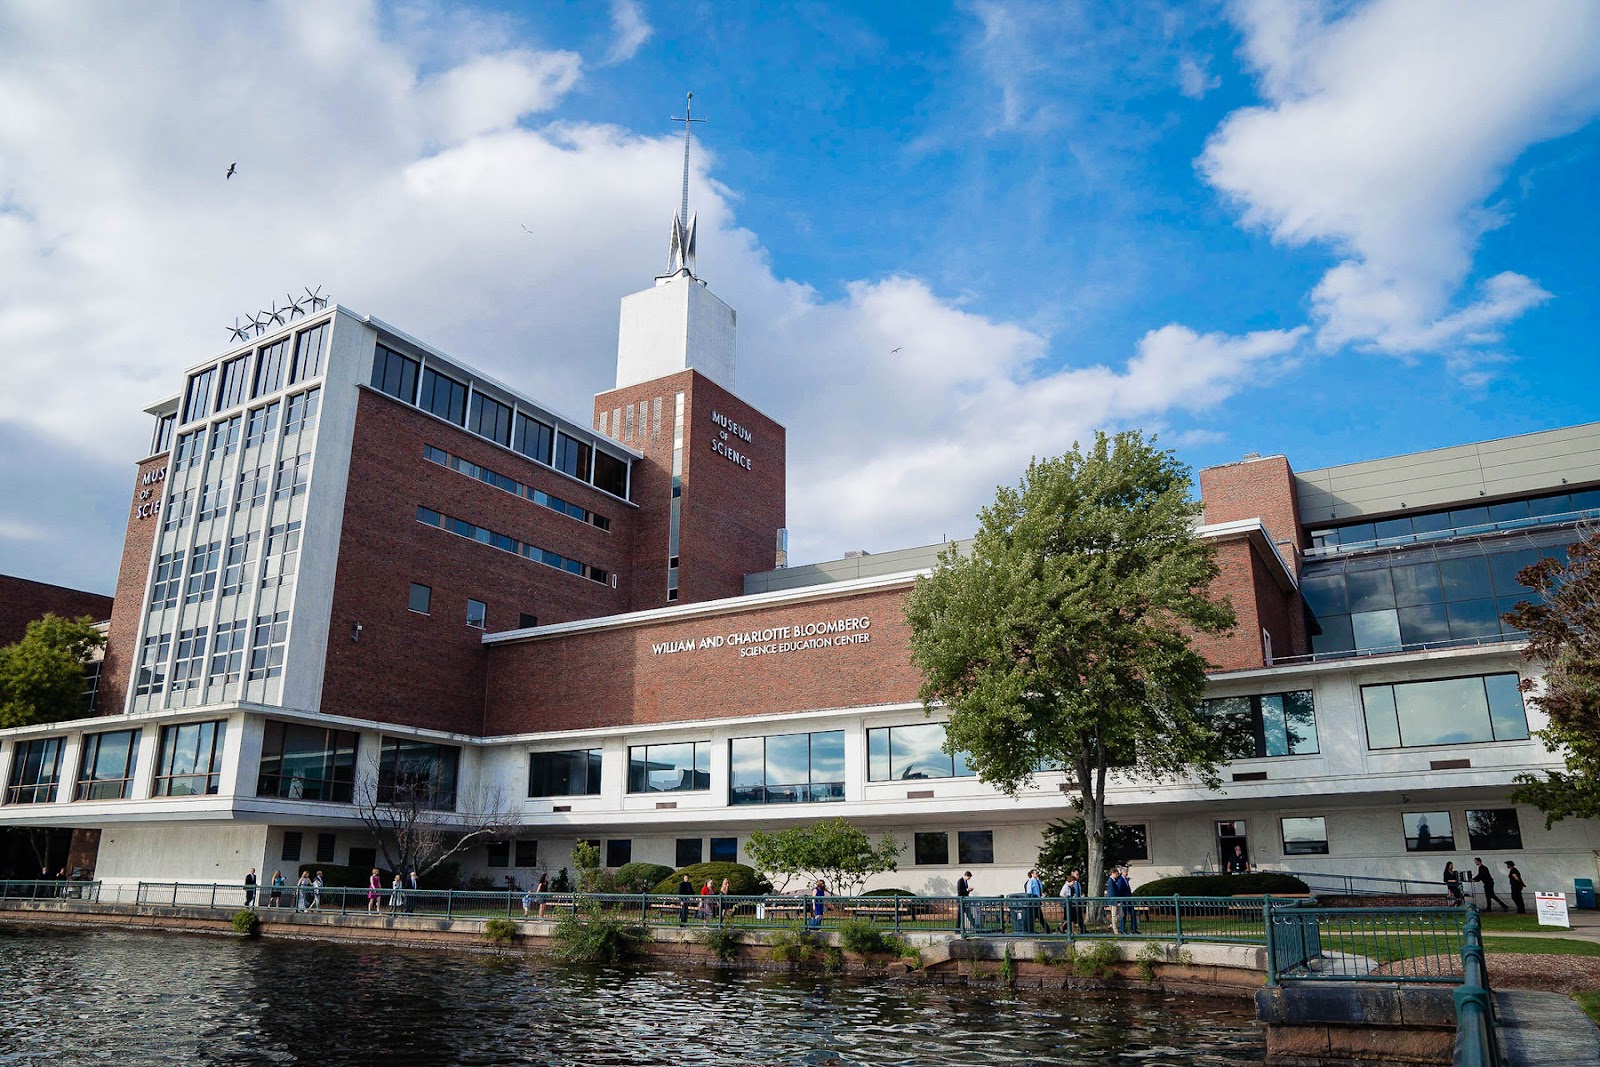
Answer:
[651, 615, 872, 659]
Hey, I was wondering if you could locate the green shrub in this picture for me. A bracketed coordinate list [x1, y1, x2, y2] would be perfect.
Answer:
[822, 945, 845, 973]
[860, 887, 916, 897]
[899, 944, 924, 970]
[483, 918, 518, 944]
[1071, 940, 1121, 979]
[837, 918, 894, 955]
[615, 862, 675, 894]
[1136, 941, 1164, 982]
[999, 943, 1016, 985]
[1133, 873, 1308, 897]
[767, 924, 821, 965]
[653, 862, 770, 896]
[552, 904, 646, 963]
[230, 909, 261, 937]
[700, 926, 742, 962]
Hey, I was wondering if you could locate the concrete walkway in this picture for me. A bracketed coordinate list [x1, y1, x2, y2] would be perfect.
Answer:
[1495, 990, 1600, 1066]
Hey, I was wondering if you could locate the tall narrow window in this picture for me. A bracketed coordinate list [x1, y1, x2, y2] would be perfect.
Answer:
[153, 721, 227, 796]
[513, 413, 553, 464]
[254, 339, 290, 397]
[469, 393, 513, 446]
[466, 599, 487, 629]
[247, 612, 289, 680]
[5, 737, 65, 804]
[75, 730, 139, 801]
[554, 432, 592, 480]
[419, 368, 468, 425]
[183, 366, 217, 423]
[216, 355, 252, 410]
[290, 322, 328, 384]
[371, 345, 419, 402]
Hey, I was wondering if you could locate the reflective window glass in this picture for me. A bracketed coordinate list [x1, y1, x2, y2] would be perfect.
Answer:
[1346, 569, 1396, 612]
[1446, 598, 1501, 639]
[914, 832, 949, 865]
[1311, 614, 1354, 656]
[1403, 811, 1454, 851]
[1281, 817, 1328, 856]
[1351, 609, 1402, 651]
[1397, 604, 1451, 646]
[1391, 562, 1443, 608]
[1465, 809, 1522, 850]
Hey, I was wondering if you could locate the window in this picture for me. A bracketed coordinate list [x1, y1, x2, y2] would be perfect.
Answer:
[729, 730, 845, 804]
[676, 838, 703, 867]
[1281, 817, 1329, 856]
[290, 323, 328, 384]
[466, 599, 487, 629]
[219, 533, 258, 597]
[162, 489, 193, 531]
[593, 451, 628, 498]
[273, 452, 312, 501]
[627, 742, 710, 793]
[1403, 811, 1455, 851]
[243, 402, 279, 451]
[173, 430, 202, 471]
[254, 339, 290, 397]
[605, 840, 632, 868]
[257, 721, 359, 802]
[235, 464, 270, 513]
[554, 432, 591, 480]
[867, 723, 977, 781]
[371, 345, 419, 403]
[208, 620, 248, 687]
[419, 368, 467, 425]
[1362, 672, 1529, 749]
[515, 840, 538, 867]
[1466, 809, 1523, 850]
[956, 830, 994, 865]
[519, 613, 538, 629]
[134, 631, 171, 697]
[150, 551, 182, 609]
[485, 841, 511, 867]
[169, 626, 209, 691]
[153, 720, 227, 796]
[317, 833, 337, 864]
[6, 737, 65, 804]
[184, 542, 221, 604]
[282, 831, 302, 862]
[183, 366, 216, 423]
[513, 414, 553, 464]
[528, 750, 602, 797]
[196, 478, 229, 522]
[75, 730, 139, 801]
[208, 415, 242, 462]
[283, 388, 320, 436]
[261, 522, 301, 587]
[247, 612, 289, 681]
[914, 832, 950, 866]
[408, 583, 432, 614]
[151, 412, 176, 455]
[415, 506, 610, 584]
[217, 355, 251, 410]
[422, 445, 611, 529]
[1202, 691, 1319, 758]
[377, 739, 460, 810]
[348, 847, 377, 871]
[709, 837, 738, 863]
[469, 393, 513, 446]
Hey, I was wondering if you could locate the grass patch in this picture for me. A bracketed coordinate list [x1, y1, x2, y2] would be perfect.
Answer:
[482, 918, 518, 944]
[1479, 913, 1570, 934]
[1573, 991, 1600, 1026]
[1481, 937, 1600, 957]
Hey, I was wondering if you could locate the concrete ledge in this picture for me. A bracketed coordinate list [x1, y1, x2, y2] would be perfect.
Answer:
[1256, 984, 1457, 1067]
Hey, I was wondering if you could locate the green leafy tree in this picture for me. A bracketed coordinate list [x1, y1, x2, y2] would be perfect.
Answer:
[904, 431, 1235, 896]
[0, 614, 105, 728]
[1035, 815, 1146, 894]
[745, 817, 902, 895]
[1506, 529, 1600, 824]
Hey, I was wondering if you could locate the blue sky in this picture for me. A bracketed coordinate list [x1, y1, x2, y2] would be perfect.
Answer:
[1, 0, 1598, 593]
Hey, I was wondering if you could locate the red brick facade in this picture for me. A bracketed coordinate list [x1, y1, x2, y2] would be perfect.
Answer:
[0, 575, 113, 647]
[318, 390, 634, 733]
[1199, 455, 1304, 576]
[1188, 535, 1303, 670]
[595, 370, 785, 610]
[484, 586, 920, 734]
[93, 453, 171, 716]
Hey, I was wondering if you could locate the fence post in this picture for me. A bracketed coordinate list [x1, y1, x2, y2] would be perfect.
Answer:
[446, 889, 454, 919]
[1173, 895, 1184, 946]
[894, 894, 902, 934]
[1263, 899, 1278, 985]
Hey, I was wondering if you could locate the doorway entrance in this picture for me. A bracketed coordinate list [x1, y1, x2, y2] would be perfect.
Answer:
[1216, 820, 1249, 871]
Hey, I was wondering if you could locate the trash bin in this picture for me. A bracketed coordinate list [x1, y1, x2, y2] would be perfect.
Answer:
[1576, 878, 1596, 909]
[1008, 894, 1036, 934]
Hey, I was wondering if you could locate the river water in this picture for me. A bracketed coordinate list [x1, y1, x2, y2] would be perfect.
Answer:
[0, 924, 1264, 1066]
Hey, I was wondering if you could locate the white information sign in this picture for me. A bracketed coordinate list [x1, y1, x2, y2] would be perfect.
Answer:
[1534, 891, 1571, 928]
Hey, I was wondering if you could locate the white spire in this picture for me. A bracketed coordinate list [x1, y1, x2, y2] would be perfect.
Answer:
[662, 91, 705, 280]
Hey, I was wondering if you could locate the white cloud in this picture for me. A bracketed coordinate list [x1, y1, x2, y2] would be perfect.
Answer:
[1202, 0, 1600, 359]
[1178, 56, 1220, 100]
[0, 0, 1306, 587]
[603, 0, 653, 66]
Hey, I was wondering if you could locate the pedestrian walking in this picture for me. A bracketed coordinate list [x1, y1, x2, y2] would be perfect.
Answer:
[295, 870, 310, 911]
[1473, 857, 1509, 911]
[269, 870, 285, 908]
[811, 879, 827, 929]
[956, 871, 976, 933]
[1060, 869, 1087, 933]
[389, 873, 405, 913]
[311, 871, 323, 912]
[367, 868, 382, 913]
[1504, 861, 1527, 914]
[677, 873, 694, 925]
[243, 868, 257, 908]
[1024, 868, 1052, 933]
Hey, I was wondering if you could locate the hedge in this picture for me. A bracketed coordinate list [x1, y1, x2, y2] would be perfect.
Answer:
[1132, 873, 1310, 897]
[614, 862, 675, 893]
[652, 863, 771, 896]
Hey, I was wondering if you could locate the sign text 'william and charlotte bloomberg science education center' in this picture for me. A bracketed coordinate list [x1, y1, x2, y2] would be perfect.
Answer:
[651, 614, 873, 659]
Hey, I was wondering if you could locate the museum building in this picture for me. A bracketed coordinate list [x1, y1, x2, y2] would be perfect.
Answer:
[1, 215, 1598, 898]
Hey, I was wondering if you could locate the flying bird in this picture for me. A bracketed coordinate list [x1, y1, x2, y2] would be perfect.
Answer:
[520, 224, 534, 235]
[891, 347, 902, 354]
[226, 163, 236, 179]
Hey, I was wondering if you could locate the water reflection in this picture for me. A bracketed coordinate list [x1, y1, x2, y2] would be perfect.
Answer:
[0, 925, 1263, 1066]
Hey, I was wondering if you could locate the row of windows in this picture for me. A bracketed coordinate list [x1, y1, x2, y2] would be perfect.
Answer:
[1303, 537, 1568, 656]
[182, 323, 328, 426]
[423, 446, 612, 531]
[406, 583, 490, 629]
[1308, 487, 1600, 553]
[371, 344, 631, 500]
[148, 522, 300, 612]
[3, 723, 230, 805]
[134, 608, 291, 697]
[1201, 691, 1320, 758]
[415, 506, 610, 586]
[1256, 807, 1523, 858]
[482, 837, 743, 871]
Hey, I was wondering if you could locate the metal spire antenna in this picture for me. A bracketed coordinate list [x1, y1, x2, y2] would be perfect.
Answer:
[665, 91, 705, 278]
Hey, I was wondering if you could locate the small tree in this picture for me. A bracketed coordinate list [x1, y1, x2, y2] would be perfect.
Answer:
[1506, 528, 1600, 824]
[0, 614, 105, 728]
[1035, 816, 1146, 893]
[354, 774, 515, 879]
[745, 817, 902, 896]
[905, 431, 1235, 896]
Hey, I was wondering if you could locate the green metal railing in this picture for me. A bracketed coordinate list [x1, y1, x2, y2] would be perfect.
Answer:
[1453, 908, 1501, 1067]
[0, 879, 101, 902]
[1265, 904, 1467, 983]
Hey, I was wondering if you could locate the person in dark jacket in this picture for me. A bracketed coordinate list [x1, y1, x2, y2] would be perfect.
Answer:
[1473, 857, 1509, 911]
[1504, 861, 1527, 914]
[676, 873, 695, 925]
[1442, 861, 1463, 903]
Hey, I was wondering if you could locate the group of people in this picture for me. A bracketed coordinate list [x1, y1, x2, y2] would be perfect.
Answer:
[367, 868, 421, 913]
[955, 865, 1140, 933]
[242, 866, 422, 913]
[674, 874, 739, 923]
[1443, 858, 1528, 913]
[520, 874, 552, 917]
